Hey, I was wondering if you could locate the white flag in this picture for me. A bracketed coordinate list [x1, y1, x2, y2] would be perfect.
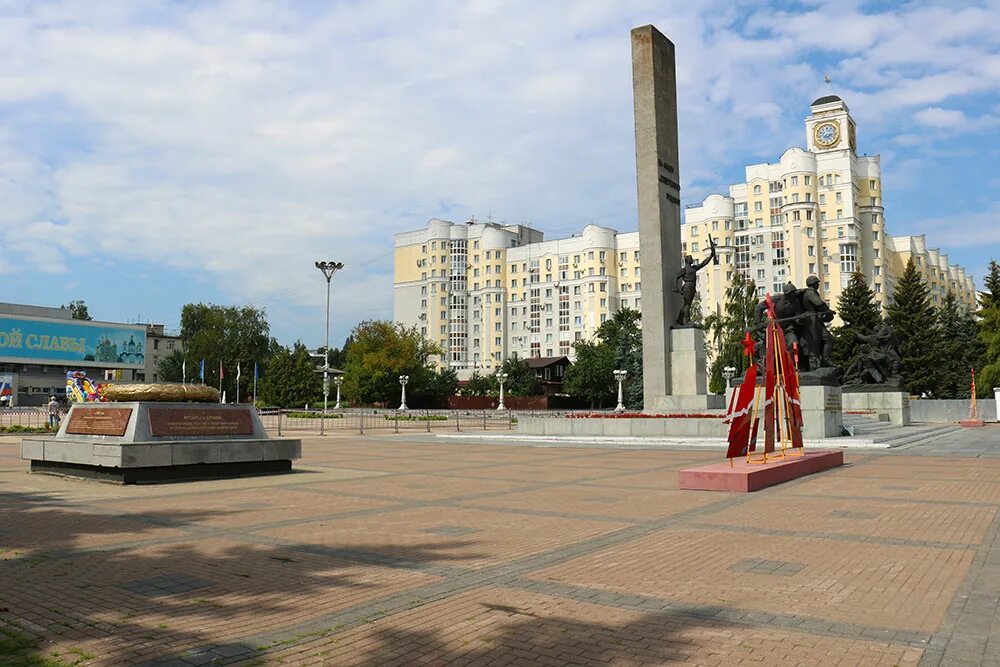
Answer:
[182, 359, 186, 382]
[237, 363, 241, 381]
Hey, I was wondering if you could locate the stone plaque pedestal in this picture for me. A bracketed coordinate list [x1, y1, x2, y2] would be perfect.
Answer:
[842, 390, 910, 426]
[800, 385, 844, 439]
[648, 327, 725, 412]
[21, 402, 300, 484]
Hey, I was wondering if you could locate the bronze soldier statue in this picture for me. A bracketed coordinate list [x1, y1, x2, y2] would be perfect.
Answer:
[674, 234, 717, 326]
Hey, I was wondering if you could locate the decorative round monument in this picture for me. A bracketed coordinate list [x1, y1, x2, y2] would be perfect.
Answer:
[21, 383, 301, 484]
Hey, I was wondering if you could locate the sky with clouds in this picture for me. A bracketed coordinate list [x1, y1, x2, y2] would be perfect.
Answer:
[1, 0, 997, 349]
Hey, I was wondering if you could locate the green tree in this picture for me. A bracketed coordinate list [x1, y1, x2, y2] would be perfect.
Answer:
[978, 260, 1000, 396]
[563, 308, 642, 408]
[705, 273, 757, 394]
[982, 260, 1000, 309]
[341, 320, 446, 407]
[564, 339, 614, 408]
[932, 292, 985, 398]
[832, 270, 882, 369]
[498, 354, 540, 397]
[464, 371, 495, 397]
[258, 342, 323, 408]
[886, 258, 940, 396]
[62, 300, 92, 320]
[156, 349, 185, 382]
[179, 303, 272, 400]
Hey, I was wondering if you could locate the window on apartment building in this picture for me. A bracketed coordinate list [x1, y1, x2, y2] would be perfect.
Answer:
[809, 263, 816, 274]
[806, 228, 813, 238]
[873, 230, 879, 241]
[712, 221, 718, 231]
[753, 184, 761, 194]
[440, 325, 446, 334]
[875, 283, 882, 293]
[599, 283, 607, 292]
[574, 300, 581, 309]
[620, 251, 627, 262]
[495, 337, 501, 346]
[838, 227, 844, 238]
[754, 202, 763, 212]
[806, 210, 813, 220]
[874, 249, 880, 259]
[588, 284, 595, 293]
[574, 316, 582, 325]
[431, 241, 437, 249]
[804, 175, 811, 185]
[635, 282, 640, 291]
[869, 180, 877, 190]
[690, 225, 699, 236]
[820, 212, 827, 221]
[874, 266, 881, 276]
[805, 193, 812, 203]
[635, 267, 640, 276]
[588, 251, 594, 259]
[600, 298, 607, 307]
[808, 245, 815, 256]
[790, 176, 798, 186]
[840, 243, 857, 273]
[836, 209, 843, 218]
[421, 245, 426, 253]
[574, 286, 581, 295]
[757, 269, 766, 280]
[819, 194, 826, 205]
[726, 220, 732, 230]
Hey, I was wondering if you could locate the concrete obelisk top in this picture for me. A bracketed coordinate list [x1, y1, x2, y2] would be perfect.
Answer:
[632, 25, 683, 408]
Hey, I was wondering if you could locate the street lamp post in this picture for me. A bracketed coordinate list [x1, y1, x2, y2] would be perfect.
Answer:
[315, 260, 344, 437]
[613, 369, 628, 413]
[496, 371, 508, 411]
[399, 375, 409, 411]
[723, 366, 737, 393]
[334, 376, 343, 409]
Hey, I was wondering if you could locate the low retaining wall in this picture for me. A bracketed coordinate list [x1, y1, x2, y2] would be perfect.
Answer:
[910, 399, 997, 423]
[517, 416, 728, 438]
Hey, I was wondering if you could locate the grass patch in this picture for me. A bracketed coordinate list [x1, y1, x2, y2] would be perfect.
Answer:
[0, 625, 66, 666]
[383, 414, 448, 422]
[0, 425, 48, 434]
[285, 412, 344, 419]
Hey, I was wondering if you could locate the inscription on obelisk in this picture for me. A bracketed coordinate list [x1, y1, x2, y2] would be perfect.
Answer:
[631, 25, 682, 408]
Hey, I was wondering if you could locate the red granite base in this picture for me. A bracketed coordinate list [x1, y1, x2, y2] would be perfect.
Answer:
[960, 419, 985, 427]
[679, 450, 844, 493]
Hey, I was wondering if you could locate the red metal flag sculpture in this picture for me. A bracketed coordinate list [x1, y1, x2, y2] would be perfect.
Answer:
[725, 293, 805, 464]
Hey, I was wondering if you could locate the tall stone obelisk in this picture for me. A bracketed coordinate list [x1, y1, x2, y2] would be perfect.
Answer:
[632, 25, 683, 409]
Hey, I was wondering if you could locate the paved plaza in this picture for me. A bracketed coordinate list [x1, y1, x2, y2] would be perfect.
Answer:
[2, 428, 1000, 666]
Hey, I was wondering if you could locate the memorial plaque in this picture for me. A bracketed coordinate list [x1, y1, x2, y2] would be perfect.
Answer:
[66, 407, 133, 436]
[148, 407, 254, 437]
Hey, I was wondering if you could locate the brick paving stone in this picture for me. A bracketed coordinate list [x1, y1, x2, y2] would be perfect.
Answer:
[3, 431, 1000, 665]
[528, 527, 973, 632]
[263, 587, 924, 666]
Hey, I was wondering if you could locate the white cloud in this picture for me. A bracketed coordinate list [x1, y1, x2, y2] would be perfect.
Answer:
[0, 0, 997, 341]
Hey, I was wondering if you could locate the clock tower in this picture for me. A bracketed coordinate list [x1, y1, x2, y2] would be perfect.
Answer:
[806, 95, 856, 154]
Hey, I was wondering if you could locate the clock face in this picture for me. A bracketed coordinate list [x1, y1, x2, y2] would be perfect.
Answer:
[815, 122, 840, 147]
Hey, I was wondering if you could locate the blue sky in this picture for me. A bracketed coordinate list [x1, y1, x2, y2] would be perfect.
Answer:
[1, 0, 998, 349]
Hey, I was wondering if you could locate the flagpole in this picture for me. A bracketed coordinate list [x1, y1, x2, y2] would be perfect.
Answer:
[236, 363, 241, 404]
[253, 362, 258, 406]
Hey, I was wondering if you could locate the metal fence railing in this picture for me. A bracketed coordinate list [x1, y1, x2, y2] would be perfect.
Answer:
[255, 408, 523, 436]
[0, 407, 65, 432]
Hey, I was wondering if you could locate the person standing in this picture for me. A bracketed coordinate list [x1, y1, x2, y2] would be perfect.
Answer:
[47, 395, 61, 430]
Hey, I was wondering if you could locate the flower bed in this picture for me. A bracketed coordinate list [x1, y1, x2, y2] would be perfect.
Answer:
[566, 413, 724, 419]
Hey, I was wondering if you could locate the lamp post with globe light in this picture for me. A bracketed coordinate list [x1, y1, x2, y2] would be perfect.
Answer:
[333, 376, 343, 410]
[613, 369, 628, 413]
[723, 366, 737, 393]
[398, 375, 409, 411]
[496, 371, 508, 411]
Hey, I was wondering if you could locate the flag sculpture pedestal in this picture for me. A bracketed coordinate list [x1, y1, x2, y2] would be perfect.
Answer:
[679, 450, 843, 492]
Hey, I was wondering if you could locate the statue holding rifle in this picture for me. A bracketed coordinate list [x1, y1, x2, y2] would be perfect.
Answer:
[674, 234, 717, 327]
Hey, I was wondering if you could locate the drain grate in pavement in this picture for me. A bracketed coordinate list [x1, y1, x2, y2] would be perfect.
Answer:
[729, 559, 806, 577]
[829, 510, 878, 520]
[119, 574, 212, 598]
[423, 525, 479, 537]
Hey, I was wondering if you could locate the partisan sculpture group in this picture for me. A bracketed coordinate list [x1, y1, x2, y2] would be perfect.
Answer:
[675, 240, 901, 389]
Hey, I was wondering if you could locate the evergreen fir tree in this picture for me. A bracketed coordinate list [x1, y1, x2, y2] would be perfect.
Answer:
[832, 270, 882, 370]
[934, 292, 984, 398]
[705, 273, 758, 394]
[982, 260, 1000, 309]
[886, 258, 940, 396]
[978, 258, 1000, 396]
